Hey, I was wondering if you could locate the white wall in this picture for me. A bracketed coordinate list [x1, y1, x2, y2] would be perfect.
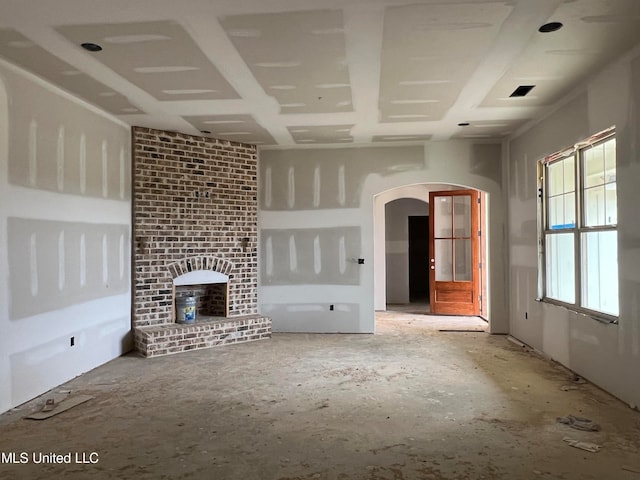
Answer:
[506, 46, 640, 408]
[0, 59, 132, 413]
[259, 140, 506, 334]
[384, 197, 428, 305]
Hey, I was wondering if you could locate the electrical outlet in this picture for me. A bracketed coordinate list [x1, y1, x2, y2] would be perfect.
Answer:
[329, 304, 334, 311]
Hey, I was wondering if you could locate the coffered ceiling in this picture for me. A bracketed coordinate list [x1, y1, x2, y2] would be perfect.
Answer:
[1, 0, 639, 147]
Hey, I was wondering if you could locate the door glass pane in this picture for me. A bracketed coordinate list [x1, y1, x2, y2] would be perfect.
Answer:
[434, 196, 452, 237]
[453, 195, 471, 237]
[454, 239, 471, 281]
[545, 233, 575, 303]
[435, 239, 453, 281]
[584, 186, 606, 226]
[581, 231, 618, 316]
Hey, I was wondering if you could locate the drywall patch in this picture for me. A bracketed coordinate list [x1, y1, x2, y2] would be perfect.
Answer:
[56, 125, 64, 191]
[287, 166, 295, 208]
[79, 134, 86, 194]
[28, 120, 37, 186]
[8, 218, 129, 320]
[261, 227, 360, 285]
[289, 235, 297, 272]
[264, 166, 273, 208]
[260, 146, 424, 210]
[101, 140, 108, 198]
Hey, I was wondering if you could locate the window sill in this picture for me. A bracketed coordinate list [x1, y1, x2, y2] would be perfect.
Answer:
[537, 298, 618, 325]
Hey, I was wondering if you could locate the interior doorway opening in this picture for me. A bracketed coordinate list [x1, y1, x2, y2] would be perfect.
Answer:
[374, 183, 489, 321]
[384, 198, 429, 312]
[409, 215, 429, 304]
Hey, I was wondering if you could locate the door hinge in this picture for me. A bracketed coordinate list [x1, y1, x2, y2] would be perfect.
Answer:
[477, 197, 481, 204]
[479, 262, 482, 269]
[478, 230, 481, 237]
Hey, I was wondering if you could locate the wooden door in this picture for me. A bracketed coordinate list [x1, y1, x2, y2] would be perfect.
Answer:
[429, 190, 480, 315]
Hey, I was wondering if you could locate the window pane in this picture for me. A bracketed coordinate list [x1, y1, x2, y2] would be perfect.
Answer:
[435, 239, 453, 281]
[453, 196, 471, 237]
[583, 144, 604, 188]
[584, 186, 606, 226]
[454, 239, 471, 281]
[605, 185, 617, 225]
[545, 233, 575, 303]
[604, 138, 616, 176]
[564, 193, 575, 227]
[548, 161, 564, 196]
[434, 196, 452, 237]
[548, 193, 575, 229]
[548, 196, 563, 229]
[564, 155, 575, 192]
[581, 231, 618, 316]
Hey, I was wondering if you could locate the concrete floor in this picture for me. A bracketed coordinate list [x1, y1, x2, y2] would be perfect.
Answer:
[1, 308, 639, 480]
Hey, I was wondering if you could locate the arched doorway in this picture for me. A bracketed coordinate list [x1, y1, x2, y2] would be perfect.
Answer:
[374, 183, 488, 320]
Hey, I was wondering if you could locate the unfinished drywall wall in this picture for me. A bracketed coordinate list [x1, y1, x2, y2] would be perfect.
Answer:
[0, 59, 131, 414]
[259, 141, 505, 333]
[507, 45, 640, 408]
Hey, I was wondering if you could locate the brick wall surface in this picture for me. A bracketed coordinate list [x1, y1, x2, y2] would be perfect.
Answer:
[132, 127, 258, 328]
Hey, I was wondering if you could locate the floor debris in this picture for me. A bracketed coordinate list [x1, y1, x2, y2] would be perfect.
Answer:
[571, 375, 587, 384]
[41, 398, 56, 412]
[26, 395, 94, 420]
[556, 414, 601, 431]
[563, 437, 601, 453]
[438, 329, 485, 333]
[561, 385, 579, 391]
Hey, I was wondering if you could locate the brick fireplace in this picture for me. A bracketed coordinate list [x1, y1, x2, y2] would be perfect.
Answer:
[131, 127, 271, 357]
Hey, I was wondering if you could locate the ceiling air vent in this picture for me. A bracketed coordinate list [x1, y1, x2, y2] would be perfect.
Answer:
[510, 85, 535, 97]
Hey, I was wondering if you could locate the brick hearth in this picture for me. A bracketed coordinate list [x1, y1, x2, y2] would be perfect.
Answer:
[134, 315, 272, 358]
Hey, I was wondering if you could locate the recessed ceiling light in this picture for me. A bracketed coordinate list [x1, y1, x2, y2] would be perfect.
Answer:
[81, 42, 102, 52]
[538, 22, 563, 33]
[458, 122, 470, 127]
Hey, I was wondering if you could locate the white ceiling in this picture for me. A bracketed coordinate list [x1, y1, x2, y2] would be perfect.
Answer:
[1, 0, 639, 147]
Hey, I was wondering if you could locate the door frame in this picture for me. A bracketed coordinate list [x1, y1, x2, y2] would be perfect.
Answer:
[374, 183, 488, 319]
[429, 189, 480, 315]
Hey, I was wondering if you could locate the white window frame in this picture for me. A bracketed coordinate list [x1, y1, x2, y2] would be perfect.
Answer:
[538, 127, 618, 324]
